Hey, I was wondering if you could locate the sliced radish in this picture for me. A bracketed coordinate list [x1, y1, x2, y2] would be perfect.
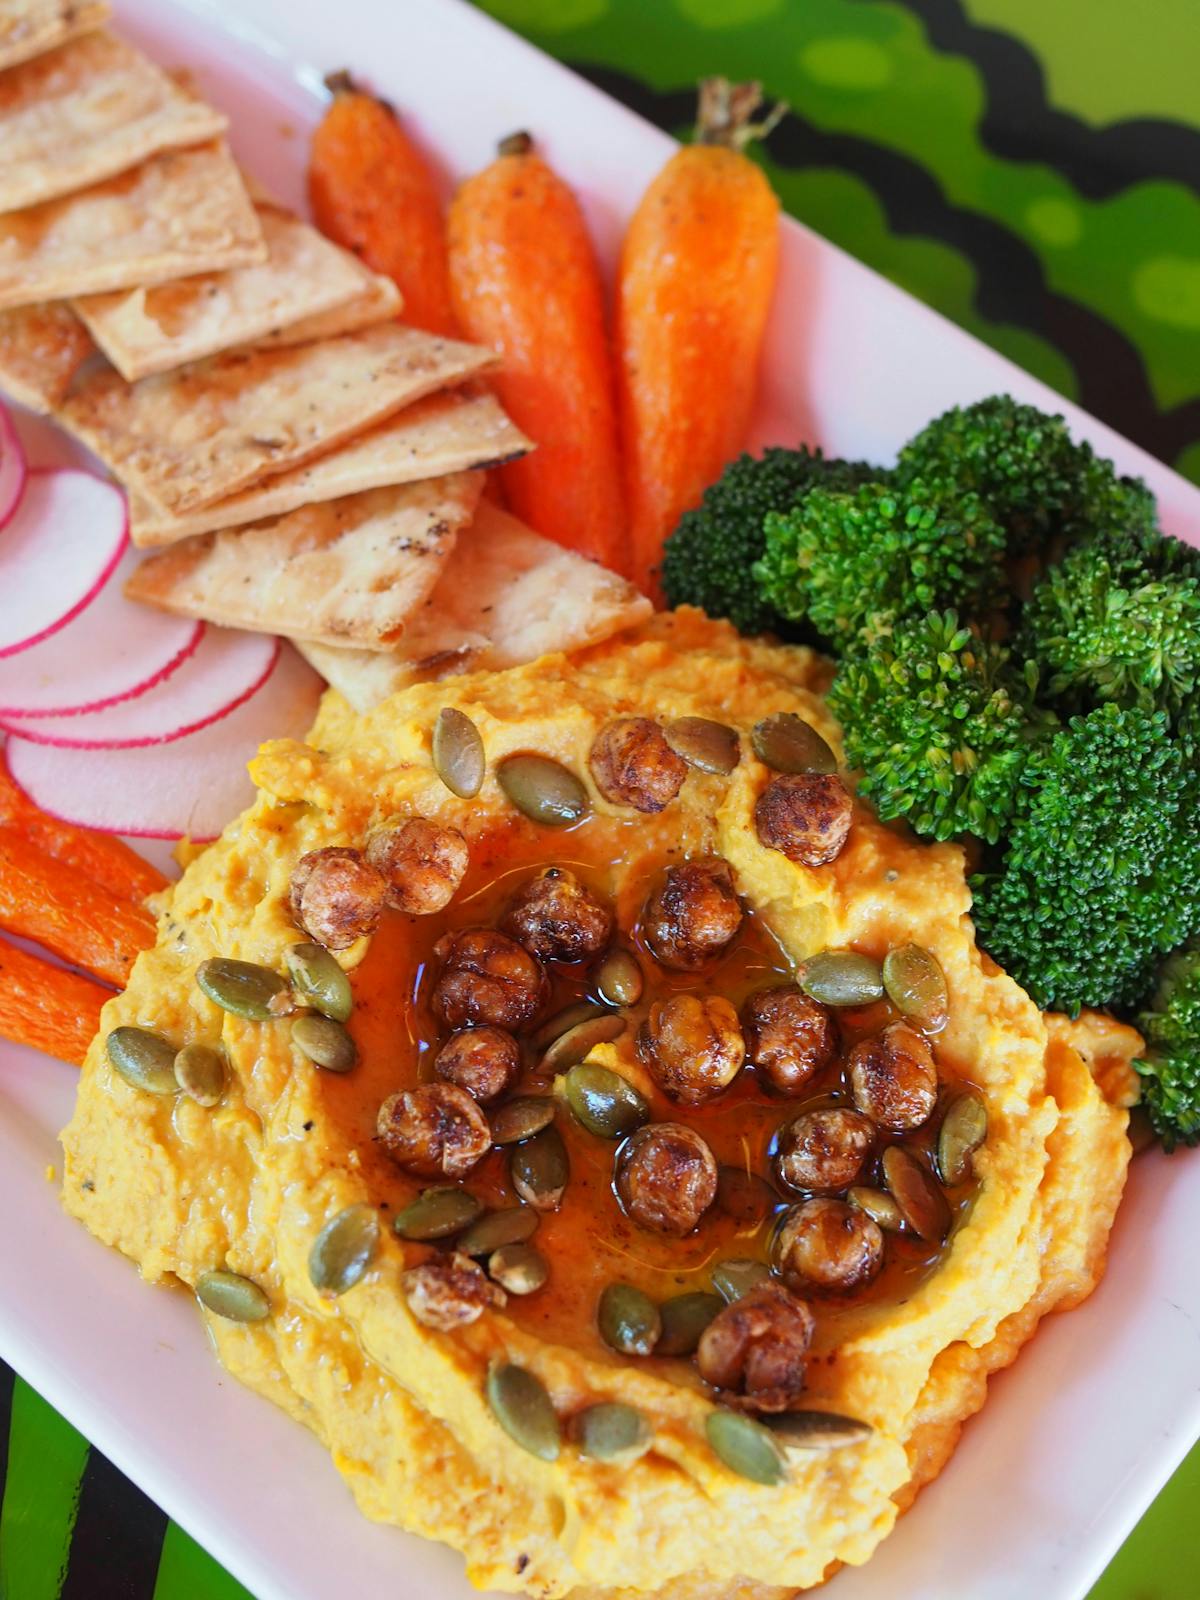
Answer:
[0, 542, 203, 718]
[0, 401, 26, 534]
[0, 468, 129, 659]
[2, 627, 278, 748]
[6, 644, 323, 840]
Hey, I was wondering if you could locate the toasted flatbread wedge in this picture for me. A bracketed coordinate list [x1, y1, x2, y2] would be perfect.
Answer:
[0, 30, 227, 214]
[0, 141, 265, 312]
[257, 257, 401, 350]
[61, 322, 496, 515]
[128, 390, 530, 546]
[0, 299, 94, 411]
[125, 473, 484, 650]
[297, 502, 654, 711]
[74, 199, 373, 380]
[0, 0, 108, 73]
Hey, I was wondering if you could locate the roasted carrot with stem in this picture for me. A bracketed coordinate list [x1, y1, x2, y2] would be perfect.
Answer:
[617, 78, 784, 600]
[0, 749, 167, 905]
[0, 827, 155, 987]
[0, 935, 111, 1066]
[447, 132, 626, 572]
[309, 72, 458, 338]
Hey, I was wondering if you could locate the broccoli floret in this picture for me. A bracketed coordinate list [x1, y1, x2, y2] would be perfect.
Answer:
[896, 395, 1157, 555]
[828, 610, 1047, 843]
[660, 447, 874, 637]
[971, 704, 1200, 1015]
[1136, 944, 1200, 1151]
[1019, 525, 1200, 721]
[754, 479, 1006, 650]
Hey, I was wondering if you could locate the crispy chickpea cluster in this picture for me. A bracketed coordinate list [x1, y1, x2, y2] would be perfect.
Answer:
[589, 717, 688, 813]
[696, 1282, 815, 1412]
[501, 868, 613, 963]
[754, 773, 853, 867]
[643, 859, 743, 970]
[432, 928, 548, 1031]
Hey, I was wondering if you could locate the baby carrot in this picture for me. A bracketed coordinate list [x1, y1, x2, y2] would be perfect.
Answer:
[0, 935, 110, 1066]
[0, 827, 156, 987]
[308, 72, 457, 337]
[0, 750, 168, 905]
[617, 78, 784, 599]
[447, 133, 626, 571]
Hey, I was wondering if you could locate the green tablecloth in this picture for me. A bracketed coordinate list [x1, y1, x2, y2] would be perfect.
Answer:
[4, 1, 1198, 1596]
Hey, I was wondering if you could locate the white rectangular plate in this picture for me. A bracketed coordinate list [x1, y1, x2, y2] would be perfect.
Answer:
[2, 3, 1199, 1598]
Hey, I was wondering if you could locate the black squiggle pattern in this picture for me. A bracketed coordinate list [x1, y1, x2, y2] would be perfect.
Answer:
[59, 1448, 167, 1600]
[574, 63, 1200, 467]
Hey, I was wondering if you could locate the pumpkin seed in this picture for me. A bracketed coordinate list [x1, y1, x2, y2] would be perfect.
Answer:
[308, 1203, 380, 1296]
[531, 1000, 610, 1052]
[706, 1410, 787, 1485]
[751, 712, 836, 775]
[291, 1014, 357, 1073]
[106, 1026, 179, 1095]
[486, 1362, 560, 1461]
[393, 1187, 483, 1241]
[538, 1011, 625, 1075]
[285, 942, 353, 1022]
[593, 946, 644, 1006]
[497, 753, 589, 827]
[488, 1242, 548, 1295]
[799, 951, 884, 1007]
[664, 716, 741, 775]
[563, 1062, 649, 1140]
[597, 1281, 661, 1356]
[458, 1205, 540, 1257]
[711, 1258, 771, 1303]
[936, 1090, 988, 1185]
[768, 1410, 873, 1453]
[173, 1042, 226, 1106]
[195, 1268, 270, 1323]
[433, 707, 485, 799]
[490, 1096, 556, 1146]
[655, 1291, 722, 1356]
[882, 1146, 951, 1241]
[847, 1186, 904, 1232]
[196, 957, 288, 1021]
[716, 1165, 777, 1227]
[576, 1401, 652, 1463]
[510, 1125, 569, 1210]
[882, 943, 949, 1033]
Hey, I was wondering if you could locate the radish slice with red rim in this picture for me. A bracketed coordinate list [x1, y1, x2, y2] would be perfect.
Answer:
[0, 401, 26, 533]
[2, 628, 280, 748]
[0, 468, 128, 658]
[0, 541, 203, 718]
[6, 644, 323, 839]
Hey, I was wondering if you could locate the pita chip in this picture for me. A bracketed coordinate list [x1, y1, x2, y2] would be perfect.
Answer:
[125, 472, 484, 650]
[61, 321, 496, 514]
[0, 30, 227, 214]
[0, 299, 93, 410]
[0, 0, 108, 73]
[128, 389, 531, 546]
[0, 141, 265, 311]
[257, 262, 401, 350]
[74, 198, 374, 380]
[297, 502, 654, 712]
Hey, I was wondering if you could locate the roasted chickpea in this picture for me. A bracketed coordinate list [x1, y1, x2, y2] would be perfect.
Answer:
[500, 867, 614, 963]
[753, 774, 852, 867]
[615, 1122, 718, 1236]
[377, 1082, 492, 1178]
[636, 994, 745, 1105]
[775, 1197, 884, 1293]
[695, 1281, 815, 1412]
[848, 1022, 938, 1132]
[431, 928, 548, 1032]
[401, 1252, 503, 1331]
[642, 859, 743, 971]
[773, 1108, 875, 1194]
[742, 986, 837, 1095]
[589, 717, 688, 813]
[289, 846, 386, 951]
[433, 1027, 522, 1104]
[365, 817, 468, 915]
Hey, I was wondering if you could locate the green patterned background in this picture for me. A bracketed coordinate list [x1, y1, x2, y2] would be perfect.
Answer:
[3, 1, 1198, 1596]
